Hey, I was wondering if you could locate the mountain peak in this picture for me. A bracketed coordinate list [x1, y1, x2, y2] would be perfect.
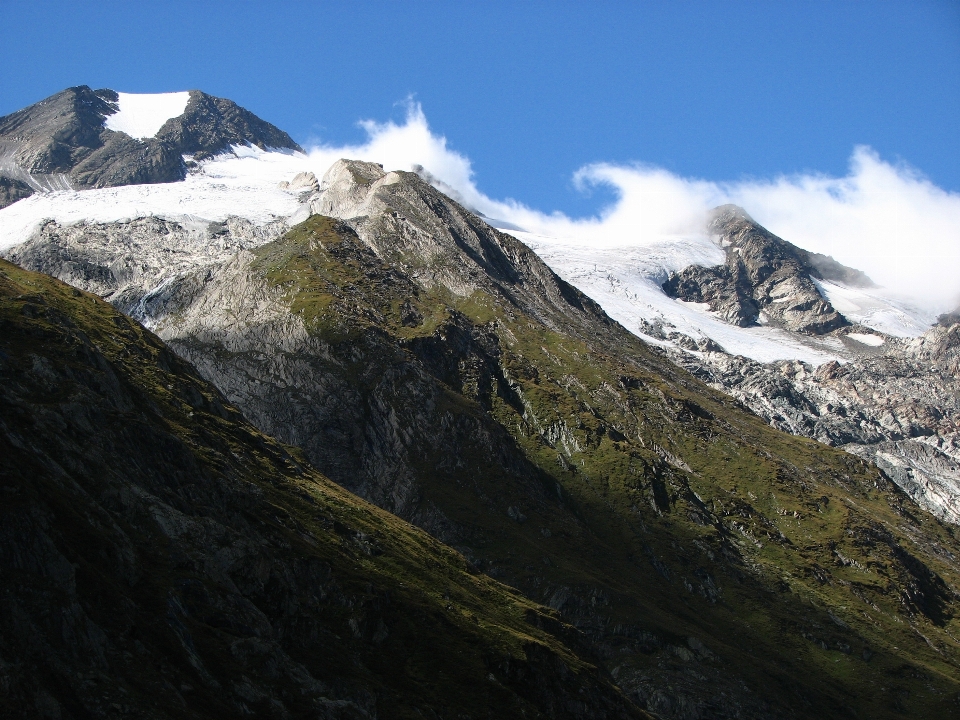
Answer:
[707, 203, 755, 228]
[664, 205, 851, 333]
[0, 86, 302, 206]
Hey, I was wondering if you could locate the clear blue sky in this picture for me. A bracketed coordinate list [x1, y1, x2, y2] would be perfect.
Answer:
[2, 0, 958, 216]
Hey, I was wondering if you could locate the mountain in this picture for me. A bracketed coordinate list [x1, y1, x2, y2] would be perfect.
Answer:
[7, 151, 960, 717]
[0, 257, 644, 720]
[516, 210, 960, 532]
[662, 205, 853, 334]
[0, 86, 301, 207]
[3, 87, 960, 718]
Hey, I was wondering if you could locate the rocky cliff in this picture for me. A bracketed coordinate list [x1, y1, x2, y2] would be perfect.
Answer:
[669, 321, 960, 525]
[9, 161, 960, 718]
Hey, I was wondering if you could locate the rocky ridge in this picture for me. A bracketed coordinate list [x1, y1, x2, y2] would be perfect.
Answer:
[0, 85, 301, 207]
[8, 160, 960, 717]
[662, 205, 854, 334]
[666, 322, 960, 525]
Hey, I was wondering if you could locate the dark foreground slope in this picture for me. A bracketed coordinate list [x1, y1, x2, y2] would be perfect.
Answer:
[0, 259, 646, 720]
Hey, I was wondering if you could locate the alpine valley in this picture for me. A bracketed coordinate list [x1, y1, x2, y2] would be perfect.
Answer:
[1, 87, 959, 720]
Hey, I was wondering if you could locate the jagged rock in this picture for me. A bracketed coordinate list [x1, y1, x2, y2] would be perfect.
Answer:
[938, 306, 960, 327]
[668, 321, 960, 523]
[279, 171, 320, 193]
[663, 205, 852, 334]
[0, 176, 33, 209]
[0, 85, 302, 191]
[2, 215, 291, 325]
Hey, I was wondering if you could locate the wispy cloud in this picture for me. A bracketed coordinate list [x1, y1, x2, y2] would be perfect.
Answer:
[304, 104, 960, 313]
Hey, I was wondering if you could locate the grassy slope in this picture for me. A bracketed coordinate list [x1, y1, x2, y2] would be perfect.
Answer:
[0, 257, 646, 720]
[253, 216, 960, 718]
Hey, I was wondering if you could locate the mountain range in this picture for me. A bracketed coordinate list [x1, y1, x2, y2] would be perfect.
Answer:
[1, 87, 959, 720]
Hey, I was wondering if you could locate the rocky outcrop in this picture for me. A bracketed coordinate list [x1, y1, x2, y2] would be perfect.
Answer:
[669, 322, 960, 524]
[3, 214, 292, 325]
[310, 159, 611, 337]
[279, 171, 320, 194]
[0, 85, 302, 191]
[0, 176, 34, 209]
[663, 205, 852, 334]
[0, 258, 647, 720]
[938, 305, 960, 327]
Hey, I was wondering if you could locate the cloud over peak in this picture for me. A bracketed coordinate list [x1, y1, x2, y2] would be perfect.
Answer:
[303, 105, 960, 313]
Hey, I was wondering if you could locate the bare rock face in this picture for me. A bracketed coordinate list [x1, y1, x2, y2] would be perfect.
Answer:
[938, 305, 960, 327]
[279, 170, 320, 193]
[311, 159, 606, 334]
[670, 322, 960, 524]
[0, 176, 33, 209]
[2, 214, 291, 325]
[0, 85, 302, 193]
[663, 205, 853, 334]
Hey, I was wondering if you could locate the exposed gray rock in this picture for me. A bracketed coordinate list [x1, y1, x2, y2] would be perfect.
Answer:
[310, 159, 609, 335]
[668, 322, 960, 524]
[0, 177, 34, 209]
[279, 171, 320, 194]
[0, 85, 302, 192]
[938, 305, 960, 327]
[2, 215, 291, 325]
[663, 205, 852, 334]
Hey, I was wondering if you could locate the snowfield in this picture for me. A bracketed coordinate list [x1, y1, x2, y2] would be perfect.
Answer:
[510, 230, 850, 364]
[0, 146, 308, 248]
[103, 91, 192, 139]
[0, 147, 936, 365]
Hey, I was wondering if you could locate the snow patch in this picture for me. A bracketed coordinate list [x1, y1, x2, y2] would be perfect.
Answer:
[847, 333, 885, 347]
[104, 92, 191, 140]
[813, 279, 934, 337]
[0, 146, 311, 248]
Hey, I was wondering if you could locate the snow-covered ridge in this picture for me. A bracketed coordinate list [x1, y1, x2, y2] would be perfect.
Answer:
[511, 230, 850, 364]
[0, 146, 935, 366]
[104, 91, 191, 139]
[0, 145, 311, 250]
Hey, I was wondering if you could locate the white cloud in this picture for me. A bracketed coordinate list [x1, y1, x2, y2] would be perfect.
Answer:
[723, 148, 960, 313]
[304, 104, 960, 313]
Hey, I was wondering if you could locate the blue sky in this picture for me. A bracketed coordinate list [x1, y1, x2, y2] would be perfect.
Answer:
[2, 0, 958, 218]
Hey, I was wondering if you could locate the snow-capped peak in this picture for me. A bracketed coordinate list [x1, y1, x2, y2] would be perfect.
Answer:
[104, 91, 191, 140]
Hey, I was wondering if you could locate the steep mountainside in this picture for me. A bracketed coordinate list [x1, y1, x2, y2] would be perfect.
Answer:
[0, 86, 301, 206]
[0, 258, 645, 720]
[10, 160, 960, 718]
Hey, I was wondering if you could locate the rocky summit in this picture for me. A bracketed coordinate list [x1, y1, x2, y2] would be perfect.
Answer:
[2, 88, 960, 720]
[0, 86, 301, 207]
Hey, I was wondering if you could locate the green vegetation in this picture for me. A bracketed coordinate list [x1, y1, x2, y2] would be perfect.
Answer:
[248, 215, 960, 717]
[0, 258, 645, 719]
